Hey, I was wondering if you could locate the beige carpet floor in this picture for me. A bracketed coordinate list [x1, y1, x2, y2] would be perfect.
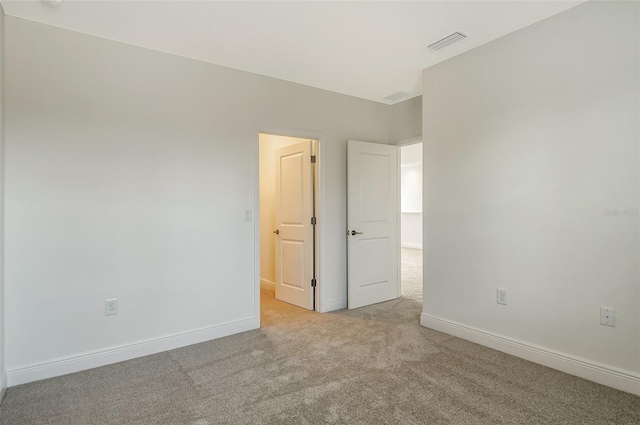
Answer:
[1, 248, 639, 424]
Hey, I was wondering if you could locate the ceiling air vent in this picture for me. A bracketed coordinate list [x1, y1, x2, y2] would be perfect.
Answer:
[384, 91, 410, 102]
[426, 32, 467, 51]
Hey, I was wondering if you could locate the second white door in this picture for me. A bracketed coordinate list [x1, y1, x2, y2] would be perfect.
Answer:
[347, 140, 399, 309]
[274, 141, 314, 310]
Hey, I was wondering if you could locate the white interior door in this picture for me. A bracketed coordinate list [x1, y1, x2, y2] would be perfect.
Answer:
[274, 141, 314, 310]
[347, 140, 399, 309]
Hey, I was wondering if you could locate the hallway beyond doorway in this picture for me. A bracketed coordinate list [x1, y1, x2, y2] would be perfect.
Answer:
[400, 247, 422, 301]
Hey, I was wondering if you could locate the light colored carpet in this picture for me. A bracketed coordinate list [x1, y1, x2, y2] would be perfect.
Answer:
[1, 248, 639, 424]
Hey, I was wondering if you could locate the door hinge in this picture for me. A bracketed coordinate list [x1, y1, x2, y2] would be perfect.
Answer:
[311, 155, 317, 163]
[311, 217, 317, 225]
[311, 278, 317, 287]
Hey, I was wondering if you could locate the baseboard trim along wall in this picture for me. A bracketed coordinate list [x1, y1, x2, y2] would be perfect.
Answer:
[1, 371, 6, 401]
[7, 317, 258, 387]
[260, 278, 275, 291]
[421, 313, 640, 397]
[321, 297, 347, 313]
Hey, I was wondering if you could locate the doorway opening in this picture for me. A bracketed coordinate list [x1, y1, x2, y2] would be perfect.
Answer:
[400, 142, 423, 301]
[258, 132, 319, 315]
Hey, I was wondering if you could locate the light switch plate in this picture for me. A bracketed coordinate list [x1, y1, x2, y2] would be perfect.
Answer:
[600, 307, 615, 327]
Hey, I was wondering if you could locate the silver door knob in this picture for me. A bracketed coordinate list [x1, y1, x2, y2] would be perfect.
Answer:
[273, 229, 280, 235]
[350, 230, 363, 236]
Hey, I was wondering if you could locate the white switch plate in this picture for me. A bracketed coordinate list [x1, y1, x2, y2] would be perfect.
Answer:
[496, 288, 508, 305]
[244, 209, 253, 221]
[105, 299, 118, 316]
[600, 307, 615, 327]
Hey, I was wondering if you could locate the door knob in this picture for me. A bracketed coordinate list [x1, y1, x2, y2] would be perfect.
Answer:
[350, 230, 363, 236]
[273, 229, 280, 235]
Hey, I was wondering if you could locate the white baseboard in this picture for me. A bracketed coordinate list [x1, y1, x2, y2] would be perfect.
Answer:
[260, 278, 275, 291]
[401, 243, 422, 250]
[321, 297, 347, 313]
[421, 313, 640, 396]
[7, 317, 258, 387]
[0, 370, 6, 403]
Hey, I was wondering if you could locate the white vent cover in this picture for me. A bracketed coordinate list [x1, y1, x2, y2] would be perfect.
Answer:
[384, 91, 410, 102]
[426, 32, 467, 51]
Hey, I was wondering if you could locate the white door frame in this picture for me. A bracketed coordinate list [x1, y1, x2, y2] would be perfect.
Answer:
[254, 127, 325, 323]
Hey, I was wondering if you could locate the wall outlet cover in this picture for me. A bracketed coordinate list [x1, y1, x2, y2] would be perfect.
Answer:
[497, 288, 508, 306]
[105, 299, 118, 316]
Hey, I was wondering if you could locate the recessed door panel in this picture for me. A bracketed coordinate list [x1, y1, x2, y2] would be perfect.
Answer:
[280, 153, 304, 225]
[280, 240, 304, 289]
[357, 237, 390, 288]
[359, 153, 390, 223]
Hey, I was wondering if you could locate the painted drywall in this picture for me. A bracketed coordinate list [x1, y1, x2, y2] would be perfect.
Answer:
[390, 96, 422, 144]
[401, 213, 422, 250]
[422, 0, 639, 381]
[259, 134, 308, 289]
[0, 4, 6, 398]
[2, 17, 415, 383]
[401, 143, 422, 249]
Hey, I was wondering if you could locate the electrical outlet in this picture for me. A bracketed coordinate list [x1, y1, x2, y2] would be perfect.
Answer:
[600, 307, 615, 327]
[105, 299, 118, 316]
[496, 288, 508, 306]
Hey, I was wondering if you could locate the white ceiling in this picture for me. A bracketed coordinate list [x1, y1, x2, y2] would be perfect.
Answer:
[1, 0, 585, 104]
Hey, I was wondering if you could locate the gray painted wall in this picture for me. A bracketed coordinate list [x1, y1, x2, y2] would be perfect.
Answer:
[391, 96, 422, 144]
[0, 3, 6, 398]
[422, 0, 639, 376]
[4, 17, 421, 384]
